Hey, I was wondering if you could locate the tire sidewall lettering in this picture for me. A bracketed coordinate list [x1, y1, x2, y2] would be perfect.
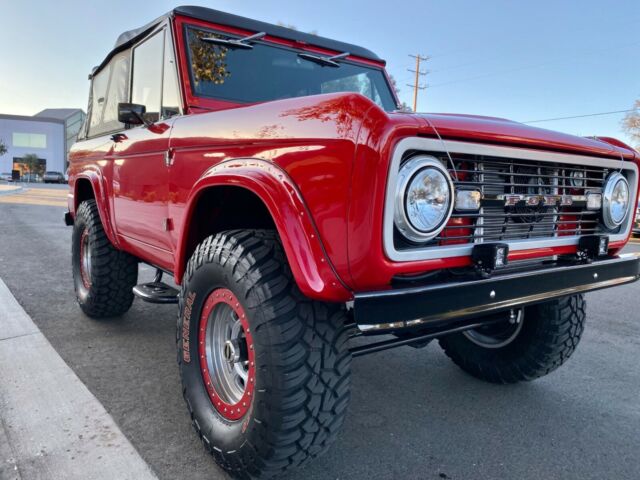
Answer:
[180, 262, 251, 452]
[182, 291, 196, 363]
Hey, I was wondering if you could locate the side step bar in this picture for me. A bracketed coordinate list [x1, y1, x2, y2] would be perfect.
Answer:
[133, 270, 179, 304]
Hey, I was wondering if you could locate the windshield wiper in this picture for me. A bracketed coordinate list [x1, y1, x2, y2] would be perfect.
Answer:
[297, 51, 350, 68]
[201, 31, 266, 50]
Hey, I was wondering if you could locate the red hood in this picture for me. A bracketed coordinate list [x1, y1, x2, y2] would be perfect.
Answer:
[392, 112, 637, 160]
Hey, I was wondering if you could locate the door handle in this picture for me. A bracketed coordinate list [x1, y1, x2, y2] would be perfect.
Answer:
[110, 133, 127, 143]
[164, 149, 174, 167]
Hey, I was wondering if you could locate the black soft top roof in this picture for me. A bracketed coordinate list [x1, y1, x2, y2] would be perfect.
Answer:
[92, 5, 384, 77]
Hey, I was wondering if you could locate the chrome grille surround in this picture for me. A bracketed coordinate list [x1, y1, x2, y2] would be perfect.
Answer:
[384, 138, 639, 262]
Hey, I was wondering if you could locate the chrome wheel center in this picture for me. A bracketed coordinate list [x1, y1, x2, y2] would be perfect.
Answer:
[79, 229, 92, 288]
[205, 303, 249, 405]
[464, 309, 524, 349]
[223, 340, 241, 365]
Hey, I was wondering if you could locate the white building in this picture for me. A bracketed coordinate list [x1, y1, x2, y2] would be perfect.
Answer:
[0, 109, 85, 179]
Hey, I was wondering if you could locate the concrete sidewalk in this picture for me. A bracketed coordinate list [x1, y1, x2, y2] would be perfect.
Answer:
[0, 279, 158, 480]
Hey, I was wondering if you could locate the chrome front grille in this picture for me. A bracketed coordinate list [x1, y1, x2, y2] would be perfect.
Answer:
[385, 138, 638, 263]
[432, 154, 609, 244]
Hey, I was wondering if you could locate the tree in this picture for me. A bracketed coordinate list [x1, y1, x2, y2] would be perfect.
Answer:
[188, 29, 231, 85]
[21, 153, 42, 176]
[388, 74, 400, 97]
[0, 138, 7, 156]
[621, 100, 640, 150]
[387, 74, 412, 112]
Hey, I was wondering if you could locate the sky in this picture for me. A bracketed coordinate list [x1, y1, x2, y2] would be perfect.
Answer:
[0, 0, 638, 144]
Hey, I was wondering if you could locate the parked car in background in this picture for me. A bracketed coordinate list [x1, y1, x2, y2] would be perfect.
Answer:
[66, 6, 640, 479]
[634, 202, 640, 236]
[43, 171, 66, 184]
[0, 172, 12, 182]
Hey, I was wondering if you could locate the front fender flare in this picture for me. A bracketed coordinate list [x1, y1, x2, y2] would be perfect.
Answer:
[174, 159, 353, 302]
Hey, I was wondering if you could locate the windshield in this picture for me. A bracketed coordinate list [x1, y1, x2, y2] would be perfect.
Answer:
[186, 26, 397, 112]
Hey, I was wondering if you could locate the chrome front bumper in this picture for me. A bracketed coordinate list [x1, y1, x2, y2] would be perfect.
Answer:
[354, 253, 640, 333]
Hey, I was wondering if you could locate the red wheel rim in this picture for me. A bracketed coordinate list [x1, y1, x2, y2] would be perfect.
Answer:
[79, 228, 92, 289]
[198, 288, 255, 421]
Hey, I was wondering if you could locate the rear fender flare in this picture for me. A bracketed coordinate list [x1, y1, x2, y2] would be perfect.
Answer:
[73, 171, 120, 249]
[175, 159, 352, 302]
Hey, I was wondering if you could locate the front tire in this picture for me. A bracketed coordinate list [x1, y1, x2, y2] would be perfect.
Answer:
[439, 295, 586, 384]
[72, 200, 138, 318]
[178, 230, 351, 479]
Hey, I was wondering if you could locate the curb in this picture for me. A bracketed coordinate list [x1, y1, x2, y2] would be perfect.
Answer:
[0, 278, 158, 480]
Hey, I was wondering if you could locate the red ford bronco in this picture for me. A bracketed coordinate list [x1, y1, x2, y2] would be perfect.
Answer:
[66, 6, 640, 478]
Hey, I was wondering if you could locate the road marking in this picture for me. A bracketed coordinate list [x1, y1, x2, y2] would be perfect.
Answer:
[0, 278, 158, 480]
[0, 187, 67, 207]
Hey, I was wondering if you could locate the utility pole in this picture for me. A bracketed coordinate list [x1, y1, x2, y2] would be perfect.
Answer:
[407, 54, 429, 112]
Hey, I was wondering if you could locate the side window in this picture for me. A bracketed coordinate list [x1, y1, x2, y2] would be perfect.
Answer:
[162, 30, 181, 119]
[87, 50, 130, 138]
[87, 67, 109, 137]
[131, 31, 164, 123]
[321, 73, 373, 98]
[102, 52, 130, 132]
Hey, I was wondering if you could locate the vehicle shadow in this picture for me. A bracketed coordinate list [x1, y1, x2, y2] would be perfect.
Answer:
[286, 336, 639, 480]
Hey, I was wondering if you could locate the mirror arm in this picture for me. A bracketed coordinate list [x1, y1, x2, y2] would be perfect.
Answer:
[130, 110, 154, 128]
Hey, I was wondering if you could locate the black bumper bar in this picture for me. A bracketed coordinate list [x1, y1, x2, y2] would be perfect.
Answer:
[354, 254, 640, 333]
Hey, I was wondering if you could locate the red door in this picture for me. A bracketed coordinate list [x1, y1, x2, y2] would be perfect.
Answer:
[111, 28, 175, 260]
[111, 124, 173, 253]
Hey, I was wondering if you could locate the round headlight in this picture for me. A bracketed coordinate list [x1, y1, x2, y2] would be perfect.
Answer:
[394, 156, 454, 242]
[602, 172, 630, 229]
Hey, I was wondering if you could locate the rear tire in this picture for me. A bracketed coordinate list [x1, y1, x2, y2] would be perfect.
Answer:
[72, 199, 138, 318]
[178, 230, 351, 479]
[439, 295, 586, 384]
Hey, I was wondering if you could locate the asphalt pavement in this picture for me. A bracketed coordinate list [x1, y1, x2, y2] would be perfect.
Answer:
[1, 185, 639, 480]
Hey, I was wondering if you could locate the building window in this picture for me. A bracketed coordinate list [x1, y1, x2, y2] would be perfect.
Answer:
[13, 157, 46, 180]
[12, 133, 47, 149]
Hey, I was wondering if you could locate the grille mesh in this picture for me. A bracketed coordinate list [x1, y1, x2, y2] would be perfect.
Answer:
[395, 152, 609, 248]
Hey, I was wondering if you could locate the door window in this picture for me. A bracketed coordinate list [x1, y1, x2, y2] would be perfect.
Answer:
[131, 32, 164, 123]
[162, 30, 181, 119]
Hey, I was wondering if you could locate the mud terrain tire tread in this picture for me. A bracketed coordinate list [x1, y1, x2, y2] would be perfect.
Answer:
[439, 295, 586, 384]
[177, 229, 351, 479]
[72, 199, 138, 318]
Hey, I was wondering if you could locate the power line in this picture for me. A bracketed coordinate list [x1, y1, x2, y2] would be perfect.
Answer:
[427, 39, 640, 89]
[407, 54, 429, 111]
[522, 109, 635, 124]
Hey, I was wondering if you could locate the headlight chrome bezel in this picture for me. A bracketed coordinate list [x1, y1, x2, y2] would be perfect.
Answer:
[602, 171, 630, 230]
[394, 155, 454, 243]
